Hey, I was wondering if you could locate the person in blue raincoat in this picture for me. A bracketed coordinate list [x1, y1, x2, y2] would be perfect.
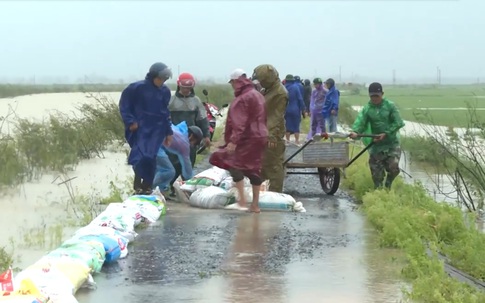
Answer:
[321, 78, 340, 132]
[119, 62, 174, 195]
[284, 74, 306, 146]
[153, 122, 203, 192]
[294, 75, 305, 106]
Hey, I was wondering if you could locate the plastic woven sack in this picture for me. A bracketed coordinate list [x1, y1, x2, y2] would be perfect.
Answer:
[189, 186, 236, 209]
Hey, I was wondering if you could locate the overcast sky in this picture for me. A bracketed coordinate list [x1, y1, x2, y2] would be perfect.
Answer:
[0, 0, 483, 84]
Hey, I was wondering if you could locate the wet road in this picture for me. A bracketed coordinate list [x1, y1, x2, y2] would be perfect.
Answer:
[76, 195, 406, 303]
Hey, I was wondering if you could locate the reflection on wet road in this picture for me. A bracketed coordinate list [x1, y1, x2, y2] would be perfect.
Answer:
[76, 197, 405, 303]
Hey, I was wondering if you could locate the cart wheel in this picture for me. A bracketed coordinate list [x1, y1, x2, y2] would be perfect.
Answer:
[318, 168, 340, 195]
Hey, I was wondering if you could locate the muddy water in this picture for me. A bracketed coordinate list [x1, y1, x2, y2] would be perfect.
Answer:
[76, 199, 406, 303]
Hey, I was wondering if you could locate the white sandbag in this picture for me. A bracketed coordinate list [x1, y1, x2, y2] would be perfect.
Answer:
[13, 266, 76, 300]
[104, 203, 143, 226]
[173, 179, 190, 204]
[88, 210, 137, 242]
[73, 226, 129, 259]
[235, 190, 306, 212]
[180, 167, 230, 192]
[189, 186, 236, 209]
[122, 193, 166, 223]
[218, 177, 270, 191]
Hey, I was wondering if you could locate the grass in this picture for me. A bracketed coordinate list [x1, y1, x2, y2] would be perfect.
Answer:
[343, 144, 485, 302]
[341, 84, 485, 127]
[0, 94, 124, 187]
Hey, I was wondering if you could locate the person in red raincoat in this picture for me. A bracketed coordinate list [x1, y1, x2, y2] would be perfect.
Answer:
[209, 68, 268, 213]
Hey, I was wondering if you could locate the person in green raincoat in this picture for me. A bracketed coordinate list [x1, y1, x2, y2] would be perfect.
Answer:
[349, 82, 405, 189]
[252, 64, 288, 193]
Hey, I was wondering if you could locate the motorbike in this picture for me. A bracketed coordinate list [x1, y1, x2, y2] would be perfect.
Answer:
[197, 89, 228, 154]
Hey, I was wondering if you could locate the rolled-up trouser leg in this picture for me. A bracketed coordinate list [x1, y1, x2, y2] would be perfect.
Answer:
[261, 140, 286, 193]
[368, 152, 386, 189]
[384, 147, 402, 188]
[229, 169, 263, 186]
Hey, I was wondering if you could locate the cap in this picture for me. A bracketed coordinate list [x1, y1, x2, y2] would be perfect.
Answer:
[285, 74, 295, 81]
[188, 126, 203, 144]
[228, 68, 246, 83]
[368, 82, 383, 96]
[313, 77, 323, 84]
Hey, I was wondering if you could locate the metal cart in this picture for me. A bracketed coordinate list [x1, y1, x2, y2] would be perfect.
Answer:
[283, 133, 377, 195]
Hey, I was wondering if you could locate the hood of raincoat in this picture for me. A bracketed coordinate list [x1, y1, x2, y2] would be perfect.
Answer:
[233, 77, 255, 97]
[209, 83, 268, 174]
[253, 65, 281, 90]
[254, 65, 288, 142]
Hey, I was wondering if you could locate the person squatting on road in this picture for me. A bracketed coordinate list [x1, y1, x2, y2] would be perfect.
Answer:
[284, 74, 306, 146]
[322, 78, 340, 133]
[119, 62, 174, 195]
[253, 64, 288, 193]
[307, 77, 327, 140]
[209, 68, 268, 213]
[303, 79, 312, 116]
[169, 72, 211, 167]
[349, 82, 405, 189]
[153, 122, 203, 192]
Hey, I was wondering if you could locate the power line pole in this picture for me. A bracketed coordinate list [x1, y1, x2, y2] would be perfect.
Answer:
[177, 65, 180, 78]
[392, 69, 396, 85]
[339, 65, 342, 83]
[436, 66, 442, 85]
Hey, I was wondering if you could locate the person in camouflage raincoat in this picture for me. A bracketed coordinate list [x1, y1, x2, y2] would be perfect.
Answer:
[252, 64, 288, 193]
[349, 82, 405, 189]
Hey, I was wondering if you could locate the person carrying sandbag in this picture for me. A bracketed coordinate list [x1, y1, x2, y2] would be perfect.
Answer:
[209, 68, 268, 213]
[153, 122, 203, 194]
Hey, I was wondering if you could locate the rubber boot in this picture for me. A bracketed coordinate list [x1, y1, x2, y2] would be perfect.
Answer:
[140, 179, 153, 195]
[133, 175, 142, 195]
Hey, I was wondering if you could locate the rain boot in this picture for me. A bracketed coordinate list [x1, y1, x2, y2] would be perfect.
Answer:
[140, 179, 153, 195]
[133, 175, 142, 195]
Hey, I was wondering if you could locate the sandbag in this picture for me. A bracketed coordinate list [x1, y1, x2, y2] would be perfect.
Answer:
[173, 179, 190, 204]
[78, 235, 121, 264]
[189, 186, 236, 209]
[0, 294, 50, 303]
[89, 210, 137, 241]
[122, 194, 166, 223]
[1, 278, 51, 303]
[218, 177, 270, 191]
[0, 269, 13, 292]
[228, 190, 306, 212]
[72, 226, 129, 259]
[29, 257, 91, 292]
[179, 167, 230, 192]
[13, 265, 76, 300]
[104, 203, 142, 226]
[48, 239, 106, 273]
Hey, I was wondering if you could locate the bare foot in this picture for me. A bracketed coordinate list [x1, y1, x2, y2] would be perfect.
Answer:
[238, 201, 247, 208]
[248, 205, 261, 213]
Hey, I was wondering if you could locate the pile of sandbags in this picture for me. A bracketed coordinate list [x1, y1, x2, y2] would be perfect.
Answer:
[1, 188, 167, 303]
[176, 167, 306, 213]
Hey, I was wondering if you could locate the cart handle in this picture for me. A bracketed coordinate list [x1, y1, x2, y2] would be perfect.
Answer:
[310, 132, 381, 141]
